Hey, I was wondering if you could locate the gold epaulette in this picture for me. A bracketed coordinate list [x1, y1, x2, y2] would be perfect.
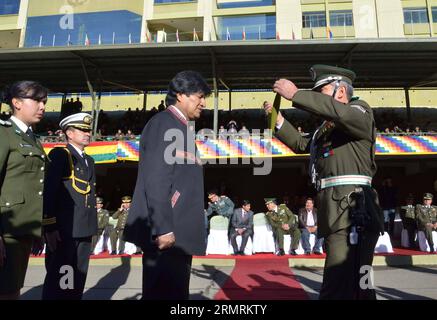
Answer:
[60, 147, 91, 195]
[42, 217, 56, 226]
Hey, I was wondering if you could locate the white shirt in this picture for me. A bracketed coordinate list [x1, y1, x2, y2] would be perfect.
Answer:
[306, 210, 315, 227]
[10, 115, 30, 133]
[69, 143, 88, 166]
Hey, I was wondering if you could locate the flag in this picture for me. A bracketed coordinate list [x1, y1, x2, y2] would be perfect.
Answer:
[145, 31, 151, 43]
[113, 32, 116, 44]
[226, 27, 231, 40]
[67, 33, 71, 46]
[98, 34, 102, 45]
[52, 34, 56, 47]
[176, 29, 179, 42]
[242, 26, 246, 40]
[258, 25, 261, 40]
[276, 31, 280, 40]
[85, 33, 90, 46]
[129, 33, 132, 44]
[39, 35, 43, 47]
[193, 28, 199, 41]
[291, 27, 295, 40]
[310, 28, 314, 39]
[327, 27, 333, 39]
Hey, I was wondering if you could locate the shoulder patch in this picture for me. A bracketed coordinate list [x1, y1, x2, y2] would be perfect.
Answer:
[350, 104, 367, 113]
[0, 119, 12, 127]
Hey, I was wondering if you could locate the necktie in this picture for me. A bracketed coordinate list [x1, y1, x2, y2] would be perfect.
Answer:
[82, 152, 89, 167]
[26, 128, 36, 142]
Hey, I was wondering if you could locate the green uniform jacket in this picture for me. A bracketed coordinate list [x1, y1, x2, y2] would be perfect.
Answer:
[276, 90, 380, 238]
[266, 204, 298, 229]
[415, 205, 437, 230]
[0, 120, 47, 238]
[400, 205, 416, 220]
[206, 196, 235, 218]
[113, 208, 129, 230]
[97, 209, 109, 230]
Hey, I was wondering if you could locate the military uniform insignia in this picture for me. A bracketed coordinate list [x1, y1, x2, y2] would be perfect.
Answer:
[0, 119, 12, 126]
[351, 104, 366, 113]
[83, 115, 92, 125]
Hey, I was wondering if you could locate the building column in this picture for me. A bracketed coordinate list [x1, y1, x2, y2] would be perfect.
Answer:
[17, 0, 29, 47]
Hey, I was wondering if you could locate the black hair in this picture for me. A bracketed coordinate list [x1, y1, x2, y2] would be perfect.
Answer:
[241, 200, 251, 206]
[165, 71, 211, 107]
[2, 81, 48, 110]
[207, 189, 218, 196]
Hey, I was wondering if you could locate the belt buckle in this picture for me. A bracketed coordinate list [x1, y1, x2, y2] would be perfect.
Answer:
[315, 179, 321, 191]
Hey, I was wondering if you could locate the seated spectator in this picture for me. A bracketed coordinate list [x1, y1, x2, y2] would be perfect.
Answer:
[400, 193, 417, 249]
[205, 189, 234, 219]
[218, 125, 227, 140]
[298, 198, 323, 255]
[230, 200, 254, 255]
[415, 193, 437, 253]
[115, 129, 125, 141]
[239, 125, 250, 139]
[126, 129, 136, 140]
[265, 198, 300, 256]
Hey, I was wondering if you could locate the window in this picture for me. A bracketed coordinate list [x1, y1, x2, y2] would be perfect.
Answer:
[0, 0, 20, 15]
[24, 10, 142, 47]
[217, 0, 274, 9]
[217, 14, 276, 40]
[432, 7, 437, 22]
[154, 0, 196, 3]
[329, 10, 353, 26]
[403, 8, 429, 24]
[302, 11, 326, 28]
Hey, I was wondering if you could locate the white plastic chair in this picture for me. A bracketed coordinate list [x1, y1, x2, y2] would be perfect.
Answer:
[206, 216, 230, 255]
[374, 232, 394, 253]
[93, 234, 111, 255]
[417, 230, 437, 252]
[252, 213, 276, 254]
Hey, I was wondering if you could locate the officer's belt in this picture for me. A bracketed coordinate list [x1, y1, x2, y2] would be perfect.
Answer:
[317, 175, 372, 190]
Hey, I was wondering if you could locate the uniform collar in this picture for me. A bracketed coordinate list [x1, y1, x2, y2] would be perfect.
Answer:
[167, 105, 188, 126]
[69, 143, 85, 157]
[10, 115, 30, 133]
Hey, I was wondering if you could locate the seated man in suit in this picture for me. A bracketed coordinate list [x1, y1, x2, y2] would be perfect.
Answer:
[299, 197, 324, 255]
[230, 200, 254, 255]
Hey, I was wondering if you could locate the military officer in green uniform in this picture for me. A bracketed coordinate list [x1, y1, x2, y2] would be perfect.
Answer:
[264, 65, 384, 299]
[265, 198, 301, 256]
[415, 193, 437, 253]
[110, 196, 131, 255]
[205, 190, 235, 219]
[91, 197, 109, 254]
[0, 81, 48, 300]
[400, 194, 417, 248]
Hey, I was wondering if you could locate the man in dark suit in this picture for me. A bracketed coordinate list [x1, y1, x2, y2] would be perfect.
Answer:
[230, 200, 254, 255]
[42, 112, 97, 300]
[123, 71, 211, 300]
[299, 197, 324, 255]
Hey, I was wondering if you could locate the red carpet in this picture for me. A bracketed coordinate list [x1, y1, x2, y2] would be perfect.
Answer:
[214, 258, 309, 300]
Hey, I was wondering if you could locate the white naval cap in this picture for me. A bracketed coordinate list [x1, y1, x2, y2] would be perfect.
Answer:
[59, 112, 93, 131]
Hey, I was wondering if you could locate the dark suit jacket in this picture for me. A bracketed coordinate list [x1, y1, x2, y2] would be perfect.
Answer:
[298, 208, 318, 228]
[43, 144, 97, 238]
[124, 107, 206, 255]
[231, 208, 254, 231]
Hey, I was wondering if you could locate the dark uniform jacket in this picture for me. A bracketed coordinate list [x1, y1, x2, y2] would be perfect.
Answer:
[0, 120, 47, 238]
[97, 209, 109, 230]
[113, 208, 128, 230]
[415, 205, 437, 230]
[206, 196, 234, 218]
[42, 144, 97, 238]
[276, 91, 382, 238]
[266, 204, 298, 229]
[124, 107, 206, 255]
